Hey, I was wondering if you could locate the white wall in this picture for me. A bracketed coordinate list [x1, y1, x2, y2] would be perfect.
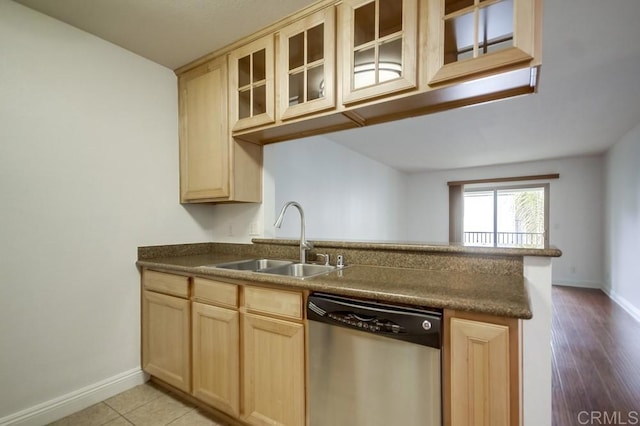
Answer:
[604, 122, 640, 320]
[266, 140, 604, 288]
[0, 2, 236, 421]
[406, 156, 605, 288]
[265, 136, 409, 241]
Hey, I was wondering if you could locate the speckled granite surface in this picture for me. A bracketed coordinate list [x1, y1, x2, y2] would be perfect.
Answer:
[253, 238, 563, 258]
[135, 240, 552, 319]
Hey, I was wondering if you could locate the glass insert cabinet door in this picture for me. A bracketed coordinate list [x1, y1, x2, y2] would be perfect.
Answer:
[278, 7, 336, 120]
[427, 0, 538, 85]
[341, 0, 418, 105]
[443, 0, 515, 63]
[229, 34, 275, 131]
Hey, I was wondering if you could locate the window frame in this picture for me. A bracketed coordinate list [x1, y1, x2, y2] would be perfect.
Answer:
[448, 174, 558, 248]
[462, 183, 549, 248]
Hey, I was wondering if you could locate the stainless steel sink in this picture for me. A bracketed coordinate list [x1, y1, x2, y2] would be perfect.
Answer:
[208, 258, 293, 271]
[257, 263, 337, 278]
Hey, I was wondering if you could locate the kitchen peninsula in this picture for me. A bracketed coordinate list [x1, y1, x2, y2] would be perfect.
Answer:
[137, 239, 561, 426]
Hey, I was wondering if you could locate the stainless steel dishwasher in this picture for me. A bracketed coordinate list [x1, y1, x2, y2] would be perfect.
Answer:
[307, 293, 442, 426]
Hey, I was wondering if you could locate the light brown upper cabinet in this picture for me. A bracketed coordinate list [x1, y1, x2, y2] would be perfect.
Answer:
[179, 57, 262, 204]
[426, 0, 538, 85]
[340, 0, 418, 105]
[176, 0, 541, 168]
[229, 34, 276, 131]
[278, 7, 336, 120]
[179, 57, 229, 202]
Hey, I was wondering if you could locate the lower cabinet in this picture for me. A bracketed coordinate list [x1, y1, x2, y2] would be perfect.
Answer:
[141, 269, 522, 426]
[192, 301, 240, 416]
[142, 289, 191, 393]
[242, 313, 305, 426]
[143, 271, 306, 426]
[445, 310, 521, 426]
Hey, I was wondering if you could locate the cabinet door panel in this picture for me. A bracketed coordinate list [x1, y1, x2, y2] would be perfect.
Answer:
[426, 0, 538, 85]
[278, 7, 336, 120]
[229, 35, 275, 131]
[450, 317, 510, 426]
[179, 57, 230, 202]
[341, 0, 418, 104]
[142, 290, 191, 392]
[192, 302, 240, 416]
[242, 314, 305, 426]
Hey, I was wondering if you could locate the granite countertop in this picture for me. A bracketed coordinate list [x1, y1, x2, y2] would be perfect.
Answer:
[137, 249, 532, 319]
[253, 238, 563, 257]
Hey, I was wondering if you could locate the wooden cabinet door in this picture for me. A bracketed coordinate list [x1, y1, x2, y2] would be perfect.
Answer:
[426, 0, 539, 85]
[242, 313, 305, 426]
[229, 34, 276, 131]
[340, 0, 418, 104]
[142, 290, 191, 393]
[179, 56, 230, 202]
[448, 316, 517, 426]
[278, 6, 336, 120]
[192, 302, 240, 417]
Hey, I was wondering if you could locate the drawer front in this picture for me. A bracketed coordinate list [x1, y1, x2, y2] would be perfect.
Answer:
[143, 270, 190, 298]
[193, 277, 238, 308]
[244, 286, 303, 320]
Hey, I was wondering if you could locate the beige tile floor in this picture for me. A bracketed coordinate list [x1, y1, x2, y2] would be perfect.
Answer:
[48, 382, 228, 426]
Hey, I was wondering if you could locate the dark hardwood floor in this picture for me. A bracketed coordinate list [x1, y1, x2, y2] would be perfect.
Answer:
[552, 285, 640, 425]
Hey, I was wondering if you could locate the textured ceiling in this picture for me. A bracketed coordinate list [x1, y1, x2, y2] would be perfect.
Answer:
[14, 0, 640, 172]
[14, 0, 316, 70]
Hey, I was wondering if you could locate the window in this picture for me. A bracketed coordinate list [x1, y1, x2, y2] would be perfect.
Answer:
[463, 185, 548, 248]
[448, 174, 557, 248]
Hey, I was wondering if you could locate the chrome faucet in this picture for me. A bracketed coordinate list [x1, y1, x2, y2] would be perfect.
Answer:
[274, 201, 314, 264]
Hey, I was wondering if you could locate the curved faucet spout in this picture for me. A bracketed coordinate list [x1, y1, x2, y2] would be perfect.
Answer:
[274, 201, 313, 264]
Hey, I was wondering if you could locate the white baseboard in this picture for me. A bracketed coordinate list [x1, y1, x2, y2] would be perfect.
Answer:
[601, 287, 640, 323]
[0, 368, 148, 426]
[553, 279, 602, 289]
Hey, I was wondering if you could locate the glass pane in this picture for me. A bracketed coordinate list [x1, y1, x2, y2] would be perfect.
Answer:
[238, 55, 251, 87]
[354, 1, 376, 47]
[379, 0, 403, 38]
[445, 0, 474, 16]
[288, 71, 304, 106]
[253, 84, 266, 115]
[478, 0, 514, 57]
[307, 65, 324, 101]
[353, 47, 375, 89]
[253, 49, 266, 82]
[289, 32, 304, 70]
[239, 88, 251, 119]
[496, 187, 544, 248]
[463, 191, 494, 246]
[378, 37, 402, 83]
[444, 11, 474, 64]
[307, 24, 324, 63]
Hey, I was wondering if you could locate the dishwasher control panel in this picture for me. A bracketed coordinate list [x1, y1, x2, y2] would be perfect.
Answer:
[308, 293, 442, 348]
[327, 311, 405, 334]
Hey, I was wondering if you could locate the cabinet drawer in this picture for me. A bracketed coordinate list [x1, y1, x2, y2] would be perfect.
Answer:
[244, 286, 303, 320]
[143, 270, 190, 298]
[193, 277, 238, 308]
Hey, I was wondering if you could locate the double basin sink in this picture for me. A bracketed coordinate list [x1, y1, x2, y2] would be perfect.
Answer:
[206, 258, 338, 279]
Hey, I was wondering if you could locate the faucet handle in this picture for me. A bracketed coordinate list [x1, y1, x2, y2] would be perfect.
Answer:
[316, 253, 330, 266]
[336, 254, 345, 268]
